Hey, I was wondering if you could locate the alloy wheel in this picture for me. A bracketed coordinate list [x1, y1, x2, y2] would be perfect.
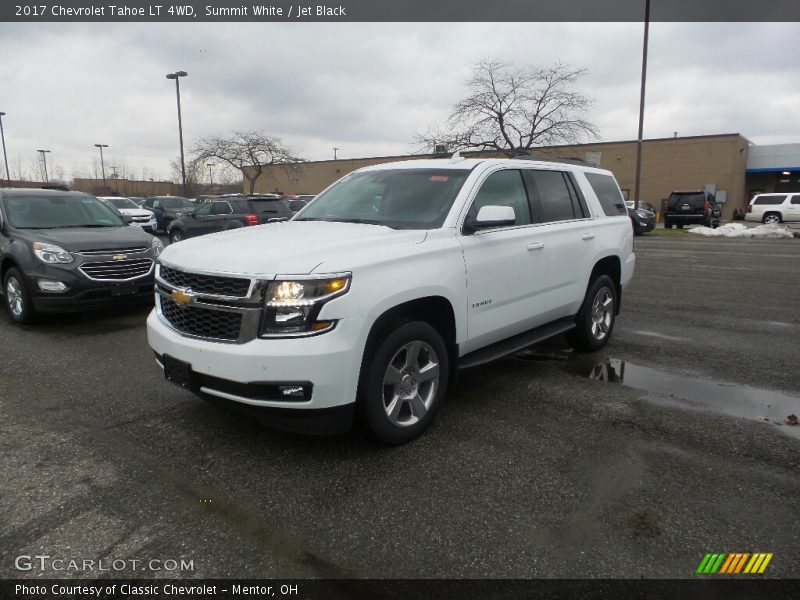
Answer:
[590, 287, 614, 341]
[382, 340, 440, 427]
[6, 276, 24, 318]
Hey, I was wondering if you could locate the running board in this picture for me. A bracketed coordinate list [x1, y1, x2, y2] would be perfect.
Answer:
[458, 317, 576, 370]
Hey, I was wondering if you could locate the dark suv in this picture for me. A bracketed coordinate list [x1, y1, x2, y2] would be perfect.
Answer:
[663, 190, 721, 229]
[0, 189, 162, 323]
[166, 196, 293, 243]
[141, 196, 194, 232]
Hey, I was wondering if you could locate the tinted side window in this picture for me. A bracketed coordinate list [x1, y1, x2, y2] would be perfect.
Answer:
[467, 170, 531, 227]
[526, 170, 578, 223]
[585, 173, 627, 216]
[249, 200, 291, 215]
[194, 203, 212, 216]
[753, 195, 786, 205]
[209, 202, 231, 215]
[565, 173, 589, 218]
[792, 196, 800, 205]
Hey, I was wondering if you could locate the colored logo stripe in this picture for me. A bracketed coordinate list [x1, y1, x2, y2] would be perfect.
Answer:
[698, 552, 773, 574]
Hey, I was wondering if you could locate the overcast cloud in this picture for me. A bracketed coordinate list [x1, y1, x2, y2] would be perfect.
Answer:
[0, 22, 798, 182]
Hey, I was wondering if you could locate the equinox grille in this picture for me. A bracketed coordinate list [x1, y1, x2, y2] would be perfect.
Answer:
[78, 247, 149, 255]
[80, 258, 154, 281]
[160, 296, 242, 341]
[159, 266, 251, 297]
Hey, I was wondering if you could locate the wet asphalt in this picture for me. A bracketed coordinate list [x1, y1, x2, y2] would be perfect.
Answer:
[1, 235, 798, 579]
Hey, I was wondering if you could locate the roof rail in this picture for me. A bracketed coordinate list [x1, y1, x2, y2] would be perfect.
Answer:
[512, 152, 589, 166]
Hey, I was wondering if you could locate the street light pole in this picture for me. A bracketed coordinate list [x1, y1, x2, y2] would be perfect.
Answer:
[0, 112, 10, 186]
[633, 0, 651, 211]
[333, 147, 339, 160]
[207, 163, 213, 188]
[166, 71, 188, 197]
[94, 143, 108, 191]
[36, 149, 51, 183]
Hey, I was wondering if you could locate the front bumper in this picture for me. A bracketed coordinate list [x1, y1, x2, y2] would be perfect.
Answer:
[26, 263, 154, 313]
[147, 309, 364, 427]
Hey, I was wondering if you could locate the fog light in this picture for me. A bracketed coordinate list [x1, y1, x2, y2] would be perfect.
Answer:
[37, 279, 68, 292]
[279, 385, 306, 398]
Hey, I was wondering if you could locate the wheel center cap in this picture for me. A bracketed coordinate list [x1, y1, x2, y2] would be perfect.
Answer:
[399, 374, 417, 396]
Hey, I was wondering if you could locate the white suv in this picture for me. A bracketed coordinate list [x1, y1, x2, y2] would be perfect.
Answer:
[147, 156, 635, 443]
[745, 193, 800, 224]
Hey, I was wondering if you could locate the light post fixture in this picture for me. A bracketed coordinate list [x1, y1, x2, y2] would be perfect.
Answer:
[333, 147, 339, 160]
[632, 0, 651, 211]
[36, 149, 51, 183]
[207, 163, 214, 188]
[94, 143, 108, 190]
[149, 177, 155, 195]
[166, 70, 188, 197]
[0, 111, 10, 186]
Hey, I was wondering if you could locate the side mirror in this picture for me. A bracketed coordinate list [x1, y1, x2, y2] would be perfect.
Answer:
[122, 214, 134, 225]
[475, 205, 516, 228]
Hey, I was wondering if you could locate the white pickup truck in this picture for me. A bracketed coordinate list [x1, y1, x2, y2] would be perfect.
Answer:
[147, 156, 635, 443]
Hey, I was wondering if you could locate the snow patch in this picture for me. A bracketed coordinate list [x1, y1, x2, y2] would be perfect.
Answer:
[687, 223, 794, 239]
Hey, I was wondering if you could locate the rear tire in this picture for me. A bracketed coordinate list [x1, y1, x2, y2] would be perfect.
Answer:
[566, 275, 617, 353]
[677, 224, 684, 229]
[664, 219, 672, 229]
[357, 320, 449, 444]
[169, 229, 184, 244]
[4, 267, 36, 324]
[763, 213, 782, 225]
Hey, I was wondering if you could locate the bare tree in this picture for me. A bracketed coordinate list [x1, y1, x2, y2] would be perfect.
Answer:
[192, 131, 303, 194]
[416, 60, 598, 155]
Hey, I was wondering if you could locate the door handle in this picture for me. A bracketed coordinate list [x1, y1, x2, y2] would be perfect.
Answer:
[581, 233, 596, 240]
[527, 242, 544, 251]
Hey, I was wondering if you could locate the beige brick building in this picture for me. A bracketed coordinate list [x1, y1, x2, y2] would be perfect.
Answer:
[249, 133, 753, 220]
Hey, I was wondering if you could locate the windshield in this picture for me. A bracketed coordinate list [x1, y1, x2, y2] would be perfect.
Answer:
[296, 168, 470, 229]
[4, 194, 126, 229]
[161, 197, 192, 209]
[106, 197, 139, 209]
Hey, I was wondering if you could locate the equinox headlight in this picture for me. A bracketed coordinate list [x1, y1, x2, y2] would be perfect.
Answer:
[636, 210, 650, 218]
[151, 236, 164, 257]
[32, 242, 73, 264]
[260, 274, 351, 337]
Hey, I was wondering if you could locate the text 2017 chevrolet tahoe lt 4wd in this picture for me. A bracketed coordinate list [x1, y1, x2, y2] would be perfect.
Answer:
[147, 157, 635, 443]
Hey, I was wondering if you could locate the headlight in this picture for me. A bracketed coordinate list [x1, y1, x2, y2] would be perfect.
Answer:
[151, 236, 164, 257]
[636, 210, 650, 218]
[260, 274, 351, 337]
[32, 242, 73, 264]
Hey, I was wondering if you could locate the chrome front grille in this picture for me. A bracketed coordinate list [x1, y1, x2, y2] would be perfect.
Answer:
[159, 266, 251, 297]
[80, 258, 154, 281]
[131, 215, 151, 222]
[160, 296, 243, 341]
[78, 247, 149, 256]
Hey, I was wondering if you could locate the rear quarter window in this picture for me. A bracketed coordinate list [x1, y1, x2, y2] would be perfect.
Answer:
[752, 195, 786, 205]
[584, 172, 627, 216]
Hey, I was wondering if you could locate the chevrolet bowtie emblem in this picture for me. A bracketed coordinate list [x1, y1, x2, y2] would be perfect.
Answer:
[112, 254, 127, 261]
[171, 288, 195, 306]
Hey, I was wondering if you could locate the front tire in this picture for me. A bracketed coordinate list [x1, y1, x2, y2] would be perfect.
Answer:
[566, 275, 617, 353]
[358, 321, 449, 444]
[4, 267, 36, 324]
[763, 213, 782, 225]
[169, 229, 184, 244]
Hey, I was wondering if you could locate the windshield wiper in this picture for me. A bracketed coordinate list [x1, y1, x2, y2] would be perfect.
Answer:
[331, 218, 399, 229]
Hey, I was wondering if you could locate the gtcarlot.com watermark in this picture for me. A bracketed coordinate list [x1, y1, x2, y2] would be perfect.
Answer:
[15, 554, 195, 573]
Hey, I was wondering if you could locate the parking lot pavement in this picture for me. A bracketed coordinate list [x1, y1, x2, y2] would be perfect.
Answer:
[1, 235, 799, 579]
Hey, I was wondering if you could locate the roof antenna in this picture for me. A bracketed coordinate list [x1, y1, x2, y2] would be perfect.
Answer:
[449, 150, 464, 163]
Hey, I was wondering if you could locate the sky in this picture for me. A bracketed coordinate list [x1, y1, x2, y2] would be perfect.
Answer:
[0, 21, 798, 183]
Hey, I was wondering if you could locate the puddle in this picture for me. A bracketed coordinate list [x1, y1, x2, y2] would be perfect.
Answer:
[516, 352, 800, 438]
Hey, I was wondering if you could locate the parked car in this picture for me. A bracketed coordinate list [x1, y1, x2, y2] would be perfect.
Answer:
[663, 190, 721, 229]
[0, 189, 162, 323]
[295, 195, 316, 203]
[147, 156, 635, 443]
[141, 196, 194, 232]
[625, 201, 655, 235]
[745, 193, 800, 224]
[98, 196, 157, 232]
[166, 196, 294, 243]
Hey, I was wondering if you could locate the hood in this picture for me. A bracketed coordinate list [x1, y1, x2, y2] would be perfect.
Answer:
[159, 221, 428, 275]
[118, 208, 154, 218]
[16, 226, 155, 252]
